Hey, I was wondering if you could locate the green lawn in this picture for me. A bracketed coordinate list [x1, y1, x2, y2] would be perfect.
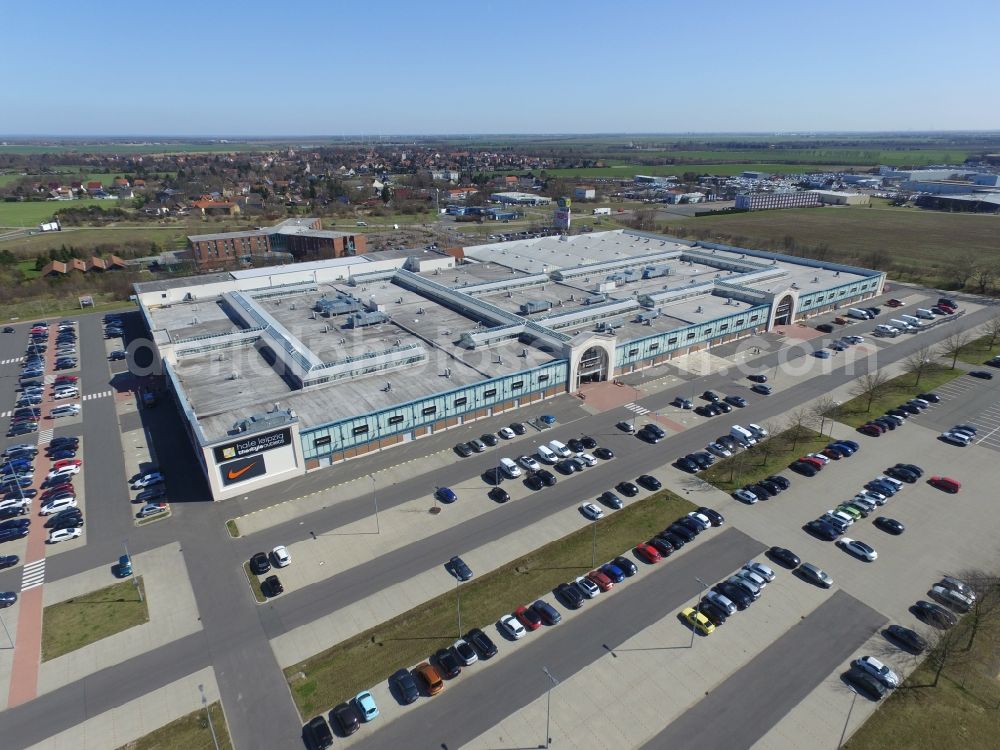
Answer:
[243, 562, 266, 603]
[956, 334, 1000, 365]
[698, 427, 829, 493]
[0, 199, 119, 227]
[3, 296, 133, 324]
[42, 578, 149, 661]
[116, 701, 232, 750]
[836, 367, 964, 428]
[285, 489, 696, 718]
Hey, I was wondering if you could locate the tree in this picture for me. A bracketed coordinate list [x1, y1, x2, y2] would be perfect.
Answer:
[972, 264, 998, 295]
[901, 345, 937, 386]
[982, 315, 1000, 350]
[953, 568, 1000, 653]
[938, 331, 973, 369]
[785, 408, 816, 450]
[945, 249, 978, 289]
[850, 371, 891, 413]
[811, 397, 840, 436]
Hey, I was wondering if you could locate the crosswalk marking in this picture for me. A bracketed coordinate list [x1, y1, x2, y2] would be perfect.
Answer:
[21, 559, 46, 591]
[0, 411, 9, 418]
[37, 428, 54, 443]
[0, 357, 24, 365]
[82, 390, 113, 401]
[623, 402, 650, 415]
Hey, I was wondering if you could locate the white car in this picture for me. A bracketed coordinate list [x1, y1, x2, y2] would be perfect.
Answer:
[499, 614, 526, 640]
[40, 496, 78, 515]
[574, 576, 600, 598]
[48, 527, 82, 544]
[807, 452, 831, 465]
[53, 389, 79, 400]
[733, 488, 759, 504]
[743, 561, 776, 582]
[50, 405, 81, 418]
[847, 335, 864, 344]
[686, 512, 711, 530]
[577, 453, 597, 467]
[0, 499, 29, 513]
[854, 656, 899, 688]
[860, 489, 887, 505]
[706, 442, 732, 458]
[131, 472, 164, 490]
[940, 431, 971, 446]
[580, 503, 604, 521]
[272, 545, 291, 567]
[498, 427, 515, 440]
[518, 455, 540, 472]
[837, 537, 878, 561]
[46, 466, 80, 481]
[748, 423, 769, 438]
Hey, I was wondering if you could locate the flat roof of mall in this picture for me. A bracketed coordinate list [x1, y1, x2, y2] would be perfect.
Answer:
[148, 229, 877, 442]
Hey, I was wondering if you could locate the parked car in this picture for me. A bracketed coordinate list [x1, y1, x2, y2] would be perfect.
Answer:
[844, 667, 887, 701]
[499, 614, 527, 640]
[885, 624, 928, 654]
[798, 563, 833, 588]
[304, 715, 334, 749]
[465, 627, 498, 659]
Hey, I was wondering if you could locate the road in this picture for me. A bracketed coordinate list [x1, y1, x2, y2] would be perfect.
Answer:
[0, 291, 993, 749]
[349, 528, 766, 750]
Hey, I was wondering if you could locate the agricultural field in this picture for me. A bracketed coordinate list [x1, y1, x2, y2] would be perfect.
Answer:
[0, 199, 118, 227]
[544, 163, 872, 178]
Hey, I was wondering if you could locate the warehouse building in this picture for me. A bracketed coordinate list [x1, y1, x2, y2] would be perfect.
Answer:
[489, 192, 552, 205]
[809, 190, 871, 206]
[735, 192, 822, 211]
[135, 230, 885, 500]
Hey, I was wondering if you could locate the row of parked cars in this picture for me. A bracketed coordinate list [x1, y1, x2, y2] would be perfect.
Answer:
[1, 436, 86, 544]
[7, 321, 76, 436]
[676, 423, 770, 475]
[858, 392, 940, 438]
[685, 558, 779, 633]
[789, 439, 861, 477]
[940, 422, 979, 447]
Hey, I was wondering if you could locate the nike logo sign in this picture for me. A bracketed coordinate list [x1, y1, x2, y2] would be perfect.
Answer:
[227, 463, 256, 480]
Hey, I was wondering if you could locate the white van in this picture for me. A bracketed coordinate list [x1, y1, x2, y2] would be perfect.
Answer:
[875, 324, 899, 337]
[730, 425, 757, 446]
[499, 457, 522, 478]
[900, 314, 921, 327]
[848, 308, 872, 320]
[548, 440, 572, 458]
[916, 308, 935, 320]
[536, 445, 558, 464]
[888, 318, 913, 331]
[747, 423, 769, 439]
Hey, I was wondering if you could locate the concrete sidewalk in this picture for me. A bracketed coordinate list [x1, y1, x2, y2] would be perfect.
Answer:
[27, 666, 222, 750]
[37, 542, 201, 696]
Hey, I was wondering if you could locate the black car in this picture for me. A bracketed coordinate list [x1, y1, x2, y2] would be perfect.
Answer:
[454, 442, 473, 458]
[702, 390, 720, 402]
[873, 517, 905, 535]
[613, 555, 638, 577]
[748, 482, 775, 499]
[748, 373, 768, 383]
[676, 457, 699, 473]
[716, 582, 752, 610]
[484, 467, 505, 485]
[0, 519, 30, 531]
[805, 519, 840, 541]
[724, 395, 747, 408]
[488, 486, 510, 503]
[697, 507, 725, 527]
[918, 392, 940, 403]
[699, 600, 728, 627]
[330, 702, 360, 736]
[532, 599, 562, 625]
[43, 510, 81, 528]
[637, 474, 661, 491]
[50, 436, 79, 447]
[914, 600, 957, 628]
[555, 459, 577, 475]
[263, 575, 284, 597]
[0, 554, 19, 570]
[675, 517, 702, 536]
[594, 447, 615, 460]
[536, 469, 557, 487]
[790, 461, 817, 477]
[885, 466, 918, 484]
[716, 401, 733, 414]
[751, 384, 773, 396]
[48, 515, 84, 531]
[969, 370, 994, 379]
[694, 405, 714, 417]
[599, 491, 623, 509]
[767, 546, 801, 568]
[509, 422, 526, 435]
[885, 624, 928, 654]
[0, 527, 28, 543]
[616, 481, 639, 497]
[567, 438, 585, 453]
[304, 715, 334, 749]
[648, 537, 675, 557]
[524, 474, 545, 491]
[758, 479, 782, 496]
[667, 523, 696, 543]
[249, 552, 271, 575]
[434, 648, 462, 679]
[816, 323, 834, 333]
[390, 668, 420, 704]
[637, 427, 661, 444]
[449, 555, 473, 581]
[894, 462, 923, 477]
[465, 627, 498, 658]
[843, 667, 886, 701]
[580, 436, 597, 450]
[480, 433, 499, 447]
[555, 581, 585, 609]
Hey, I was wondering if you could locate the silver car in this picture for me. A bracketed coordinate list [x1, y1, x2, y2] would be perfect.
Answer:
[799, 563, 833, 588]
[705, 590, 736, 615]
[939, 576, 976, 601]
[743, 561, 776, 582]
[930, 585, 973, 613]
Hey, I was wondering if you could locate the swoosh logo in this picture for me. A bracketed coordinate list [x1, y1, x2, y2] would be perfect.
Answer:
[227, 463, 256, 480]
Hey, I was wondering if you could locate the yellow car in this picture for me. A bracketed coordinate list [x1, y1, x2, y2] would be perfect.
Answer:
[682, 607, 716, 635]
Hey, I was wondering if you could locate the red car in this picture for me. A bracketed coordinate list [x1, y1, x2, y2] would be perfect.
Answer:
[587, 570, 614, 592]
[41, 486, 75, 500]
[53, 459, 82, 471]
[885, 299, 904, 308]
[634, 543, 661, 564]
[821, 447, 843, 460]
[514, 605, 542, 631]
[800, 456, 825, 470]
[54, 375, 79, 383]
[928, 476, 961, 493]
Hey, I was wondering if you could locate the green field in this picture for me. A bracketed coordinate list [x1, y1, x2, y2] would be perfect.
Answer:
[545, 163, 872, 178]
[835, 367, 963, 428]
[699, 427, 829, 493]
[0, 199, 121, 227]
[42, 578, 149, 661]
[116, 701, 232, 750]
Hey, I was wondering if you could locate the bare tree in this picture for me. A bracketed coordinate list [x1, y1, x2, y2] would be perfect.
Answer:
[945, 249, 978, 289]
[901, 345, 938, 386]
[785, 408, 816, 450]
[811, 397, 840, 436]
[938, 331, 974, 369]
[923, 626, 969, 688]
[972, 264, 998, 295]
[850, 371, 892, 413]
[953, 568, 1000, 653]
[982, 315, 1000, 351]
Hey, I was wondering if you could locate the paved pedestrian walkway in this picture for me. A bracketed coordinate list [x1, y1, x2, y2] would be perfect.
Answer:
[26, 666, 222, 750]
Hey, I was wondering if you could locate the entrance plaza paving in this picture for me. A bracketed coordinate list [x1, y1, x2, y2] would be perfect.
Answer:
[26, 666, 222, 750]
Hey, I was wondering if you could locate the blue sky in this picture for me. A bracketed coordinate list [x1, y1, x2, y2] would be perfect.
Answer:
[5, 0, 998, 136]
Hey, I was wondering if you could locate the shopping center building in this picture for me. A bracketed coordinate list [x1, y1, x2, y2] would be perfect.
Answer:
[134, 229, 885, 500]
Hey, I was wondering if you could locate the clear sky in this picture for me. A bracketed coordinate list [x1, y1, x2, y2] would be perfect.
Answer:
[5, 0, 998, 136]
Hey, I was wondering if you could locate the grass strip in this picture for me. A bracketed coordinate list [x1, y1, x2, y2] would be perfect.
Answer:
[243, 562, 266, 603]
[42, 578, 148, 661]
[699, 427, 828, 493]
[284, 489, 696, 718]
[956, 334, 1000, 366]
[836, 367, 963, 428]
[226, 519, 240, 537]
[116, 700, 232, 750]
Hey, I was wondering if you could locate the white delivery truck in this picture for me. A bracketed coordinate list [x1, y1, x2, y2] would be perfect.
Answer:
[592, 207, 612, 216]
[916, 308, 935, 320]
[730, 425, 757, 446]
[848, 308, 872, 320]
[900, 314, 921, 328]
[889, 318, 915, 331]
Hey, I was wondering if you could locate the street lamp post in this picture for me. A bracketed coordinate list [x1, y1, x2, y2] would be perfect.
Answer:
[123, 539, 142, 603]
[0, 611, 13, 649]
[542, 666, 559, 748]
[199, 683, 221, 750]
[838, 687, 859, 748]
[689, 576, 710, 648]
[368, 474, 380, 534]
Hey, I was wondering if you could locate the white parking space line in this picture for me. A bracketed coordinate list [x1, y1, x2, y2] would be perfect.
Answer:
[37, 428, 54, 443]
[82, 390, 113, 401]
[1, 357, 25, 365]
[21, 559, 46, 591]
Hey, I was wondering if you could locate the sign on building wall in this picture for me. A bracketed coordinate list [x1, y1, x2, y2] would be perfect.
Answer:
[212, 428, 292, 464]
[219, 454, 267, 485]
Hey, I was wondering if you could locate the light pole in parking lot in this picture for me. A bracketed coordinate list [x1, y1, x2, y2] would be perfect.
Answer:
[542, 666, 559, 748]
[368, 474, 380, 534]
[199, 683, 221, 750]
[0, 611, 13, 649]
[838, 686, 859, 748]
[689, 577, 710, 648]
[123, 540, 142, 603]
